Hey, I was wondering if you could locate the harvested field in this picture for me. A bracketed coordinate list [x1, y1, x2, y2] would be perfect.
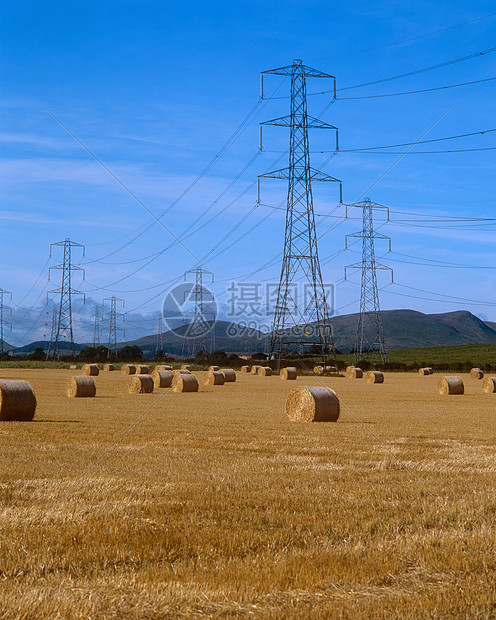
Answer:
[0, 368, 496, 617]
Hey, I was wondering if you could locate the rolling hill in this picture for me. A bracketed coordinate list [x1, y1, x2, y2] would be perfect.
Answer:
[8, 310, 496, 357]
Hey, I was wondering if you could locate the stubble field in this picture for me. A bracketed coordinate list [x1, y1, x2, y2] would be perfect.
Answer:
[1, 367, 496, 618]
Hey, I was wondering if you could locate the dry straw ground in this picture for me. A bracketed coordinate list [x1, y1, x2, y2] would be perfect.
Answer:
[0, 369, 496, 618]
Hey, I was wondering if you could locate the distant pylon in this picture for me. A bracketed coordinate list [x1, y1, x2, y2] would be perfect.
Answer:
[45, 306, 57, 360]
[155, 312, 164, 355]
[48, 238, 85, 359]
[104, 296, 124, 354]
[183, 267, 215, 356]
[0, 289, 12, 356]
[92, 304, 103, 348]
[259, 59, 341, 369]
[345, 198, 393, 364]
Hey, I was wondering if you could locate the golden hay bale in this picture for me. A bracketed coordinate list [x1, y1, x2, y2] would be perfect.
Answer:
[204, 371, 225, 386]
[121, 364, 136, 375]
[347, 367, 363, 379]
[482, 377, 496, 393]
[438, 376, 464, 395]
[103, 364, 114, 372]
[209, 365, 220, 371]
[127, 374, 154, 394]
[366, 371, 384, 384]
[0, 380, 37, 421]
[418, 367, 429, 375]
[181, 364, 191, 371]
[172, 373, 199, 392]
[220, 369, 236, 382]
[241, 365, 249, 373]
[280, 367, 297, 380]
[470, 368, 484, 380]
[69, 364, 77, 370]
[151, 369, 173, 389]
[172, 369, 191, 378]
[313, 365, 323, 374]
[285, 386, 339, 422]
[258, 366, 272, 376]
[134, 364, 150, 375]
[154, 365, 172, 371]
[66, 376, 96, 398]
[82, 363, 99, 376]
[250, 365, 261, 374]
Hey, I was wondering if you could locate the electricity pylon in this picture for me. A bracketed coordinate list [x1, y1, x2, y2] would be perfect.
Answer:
[259, 59, 341, 369]
[45, 306, 57, 360]
[104, 296, 124, 354]
[0, 289, 12, 356]
[92, 304, 103, 348]
[183, 267, 215, 356]
[48, 238, 85, 358]
[345, 198, 393, 364]
[155, 312, 164, 356]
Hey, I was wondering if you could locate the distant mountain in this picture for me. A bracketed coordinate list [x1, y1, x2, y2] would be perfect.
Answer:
[484, 321, 496, 332]
[9, 311, 496, 357]
[330, 310, 496, 352]
[114, 320, 266, 357]
[9, 340, 85, 355]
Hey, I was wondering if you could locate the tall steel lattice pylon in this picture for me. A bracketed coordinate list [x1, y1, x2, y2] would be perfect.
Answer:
[48, 238, 85, 359]
[45, 306, 57, 360]
[259, 59, 342, 369]
[92, 304, 103, 348]
[0, 289, 12, 356]
[104, 296, 124, 354]
[345, 198, 393, 364]
[183, 267, 215, 357]
[155, 312, 164, 355]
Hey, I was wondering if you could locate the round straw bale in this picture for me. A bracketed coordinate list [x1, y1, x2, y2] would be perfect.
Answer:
[0, 380, 37, 421]
[154, 365, 172, 371]
[220, 368, 236, 382]
[280, 367, 297, 380]
[172, 373, 199, 392]
[127, 374, 154, 394]
[181, 365, 191, 371]
[103, 363, 114, 372]
[204, 371, 225, 386]
[348, 367, 363, 379]
[313, 365, 323, 374]
[209, 365, 220, 371]
[82, 363, 99, 376]
[285, 386, 339, 422]
[258, 366, 272, 376]
[366, 371, 384, 384]
[69, 364, 77, 370]
[470, 368, 484, 380]
[418, 367, 429, 375]
[151, 369, 173, 388]
[250, 365, 261, 374]
[66, 376, 96, 398]
[482, 377, 496, 393]
[438, 376, 464, 395]
[172, 369, 191, 378]
[121, 364, 136, 375]
[241, 365, 249, 373]
[134, 364, 150, 375]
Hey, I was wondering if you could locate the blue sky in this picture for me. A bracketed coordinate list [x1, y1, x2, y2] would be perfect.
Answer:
[1, 0, 496, 346]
